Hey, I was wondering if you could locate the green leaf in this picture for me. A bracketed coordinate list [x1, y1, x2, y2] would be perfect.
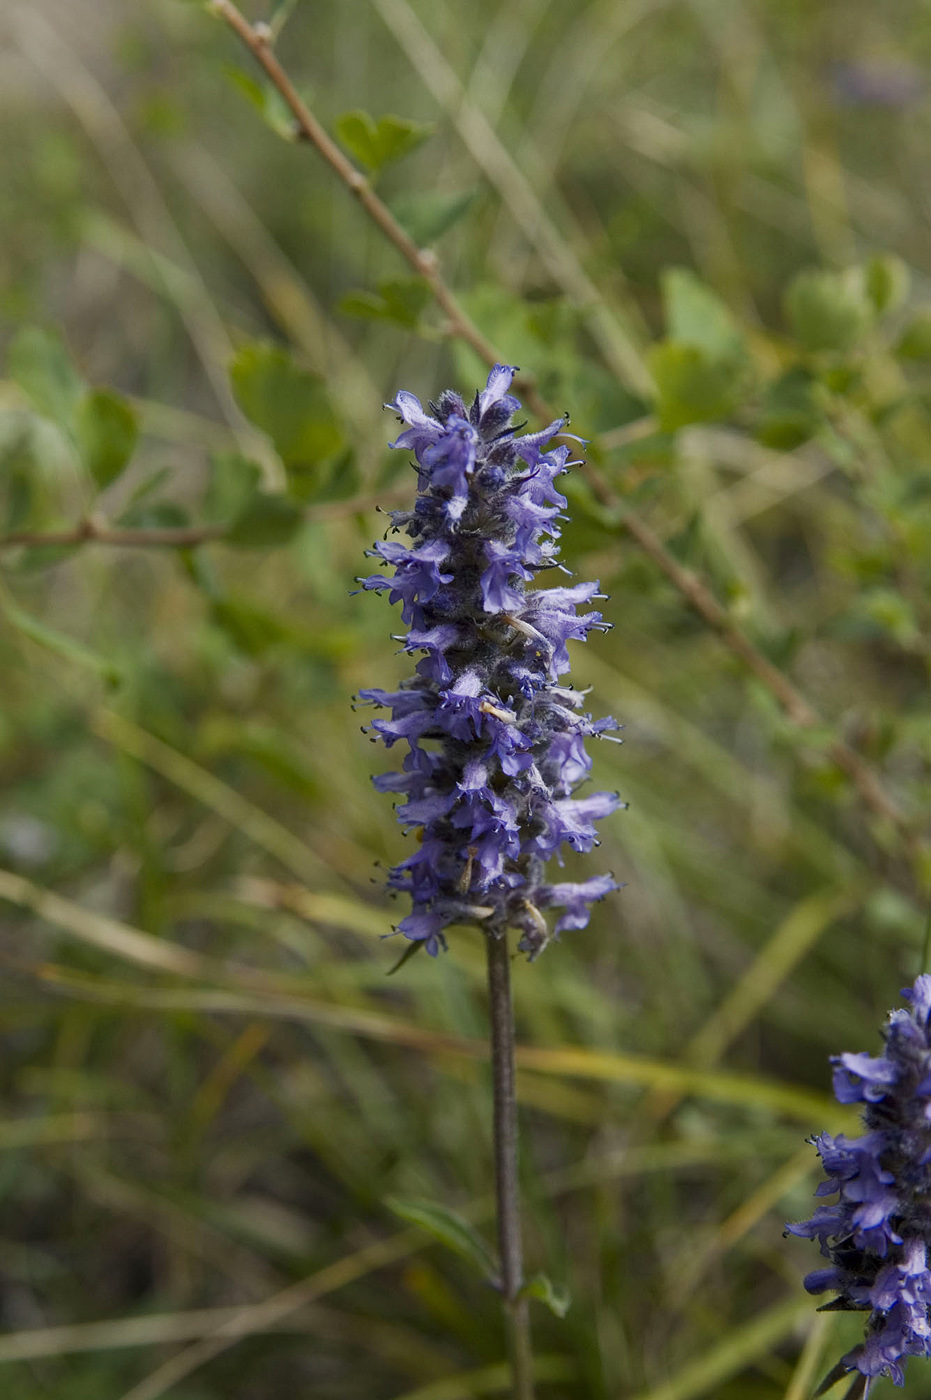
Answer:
[335, 110, 433, 174]
[627, 1295, 809, 1400]
[224, 65, 298, 141]
[76, 389, 139, 489]
[229, 341, 343, 480]
[784, 268, 874, 353]
[755, 366, 822, 450]
[386, 1197, 498, 1282]
[119, 500, 188, 531]
[0, 589, 121, 684]
[896, 310, 931, 361]
[390, 189, 477, 245]
[203, 452, 262, 525]
[113, 468, 174, 529]
[522, 1272, 571, 1318]
[661, 268, 744, 360]
[339, 278, 432, 330]
[648, 341, 743, 431]
[226, 491, 303, 548]
[864, 253, 909, 315]
[7, 327, 83, 435]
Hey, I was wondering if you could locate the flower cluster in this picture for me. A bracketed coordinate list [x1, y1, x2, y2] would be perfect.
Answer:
[787, 976, 931, 1394]
[358, 365, 623, 958]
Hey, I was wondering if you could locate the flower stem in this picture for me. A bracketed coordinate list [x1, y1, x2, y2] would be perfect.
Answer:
[486, 930, 536, 1400]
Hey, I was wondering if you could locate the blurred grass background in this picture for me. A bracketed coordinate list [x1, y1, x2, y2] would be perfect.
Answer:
[0, 0, 929, 1396]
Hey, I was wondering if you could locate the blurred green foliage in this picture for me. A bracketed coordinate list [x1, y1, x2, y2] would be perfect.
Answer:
[0, 1, 930, 1398]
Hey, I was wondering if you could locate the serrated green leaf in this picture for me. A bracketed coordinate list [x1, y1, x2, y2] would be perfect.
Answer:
[7, 327, 83, 435]
[203, 452, 262, 525]
[784, 268, 873, 353]
[335, 110, 433, 174]
[661, 268, 744, 360]
[339, 278, 432, 330]
[226, 491, 303, 548]
[387, 1197, 498, 1282]
[648, 341, 743, 431]
[390, 189, 476, 245]
[0, 589, 121, 684]
[522, 1272, 571, 1318]
[76, 389, 139, 489]
[230, 341, 343, 477]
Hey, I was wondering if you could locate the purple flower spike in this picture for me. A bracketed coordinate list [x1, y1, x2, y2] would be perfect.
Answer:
[787, 976, 931, 1393]
[361, 365, 624, 959]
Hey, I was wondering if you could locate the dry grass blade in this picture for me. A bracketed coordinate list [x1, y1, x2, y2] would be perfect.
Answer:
[92, 710, 332, 887]
[0, 851, 840, 1114]
[35, 970, 837, 1125]
[113, 1231, 421, 1400]
[0, 1307, 316, 1365]
[168, 141, 379, 437]
[628, 1294, 811, 1400]
[670, 1144, 822, 1307]
[11, 5, 276, 477]
[371, 0, 653, 397]
[685, 888, 862, 1068]
[0, 863, 839, 1123]
[0, 1132, 789, 1369]
[0, 868, 212, 979]
[234, 877, 391, 939]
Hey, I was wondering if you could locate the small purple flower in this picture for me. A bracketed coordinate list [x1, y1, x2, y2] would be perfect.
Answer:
[787, 977, 931, 1394]
[359, 365, 624, 959]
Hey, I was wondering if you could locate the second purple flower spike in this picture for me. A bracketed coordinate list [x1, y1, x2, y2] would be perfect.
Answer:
[359, 364, 624, 959]
[788, 976, 931, 1395]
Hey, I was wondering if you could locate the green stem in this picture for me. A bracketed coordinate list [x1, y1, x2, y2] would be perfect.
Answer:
[486, 930, 535, 1400]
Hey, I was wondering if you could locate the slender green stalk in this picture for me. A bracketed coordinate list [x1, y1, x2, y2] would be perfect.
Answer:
[486, 931, 535, 1400]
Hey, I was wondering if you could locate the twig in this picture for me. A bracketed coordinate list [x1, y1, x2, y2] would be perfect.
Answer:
[0, 521, 226, 550]
[209, 0, 923, 867]
[208, 0, 508, 388]
[111, 1232, 421, 1400]
[0, 490, 410, 552]
[578, 466, 919, 851]
[486, 932, 535, 1400]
